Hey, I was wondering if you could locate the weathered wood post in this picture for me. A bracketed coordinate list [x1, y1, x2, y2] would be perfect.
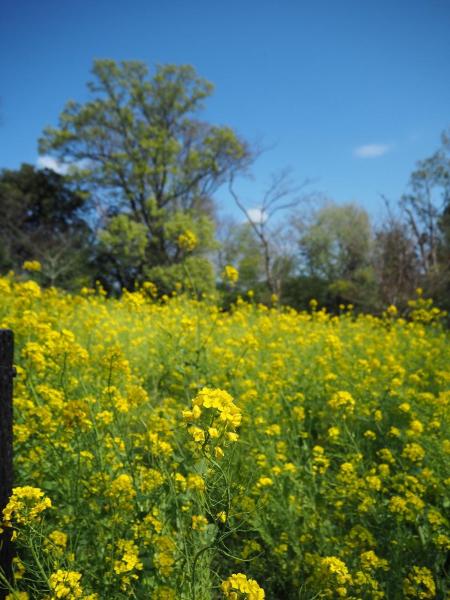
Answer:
[0, 330, 14, 597]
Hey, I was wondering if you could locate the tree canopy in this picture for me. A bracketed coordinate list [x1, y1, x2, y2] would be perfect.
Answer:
[0, 164, 92, 288]
[39, 60, 251, 292]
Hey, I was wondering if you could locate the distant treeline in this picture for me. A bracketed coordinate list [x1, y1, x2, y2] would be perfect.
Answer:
[0, 60, 449, 314]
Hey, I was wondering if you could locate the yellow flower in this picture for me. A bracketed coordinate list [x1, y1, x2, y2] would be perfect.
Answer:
[109, 474, 136, 504]
[256, 476, 273, 488]
[22, 260, 42, 272]
[142, 280, 158, 297]
[403, 566, 435, 598]
[154, 587, 176, 600]
[221, 573, 265, 599]
[177, 230, 198, 252]
[113, 539, 143, 575]
[191, 515, 208, 531]
[328, 426, 340, 440]
[154, 536, 176, 577]
[360, 550, 389, 571]
[328, 391, 355, 414]
[47, 529, 68, 551]
[188, 426, 205, 444]
[222, 265, 239, 284]
[3, 487, 51, 526]
[321, 556, 352, 586]
[187, 388, 242, 451]
[389, 426, 401, 437]
[208, 426, 219, 438]
[365, 475, 382, 491]
[389, 495, 408, 514]
[49, 570, 83, 599]
[386, 304, 398, 316]
[215, 446, 225, 460]
[12, 557, 25, 581]
[408, 419, 424, 435]
[312, 445, 330, 475]
[186, 474, 205, 492]
[402, 442, 425, 463]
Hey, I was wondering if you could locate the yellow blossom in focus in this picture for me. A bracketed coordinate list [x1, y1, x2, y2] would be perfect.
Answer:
[188, 426, 205, 444]
[113, 539, 143, 575]
[221, 573, 265, 599]
[3, 487, 51, 526]
[320, 556, 352, 586]
[49, 570, 83, 599]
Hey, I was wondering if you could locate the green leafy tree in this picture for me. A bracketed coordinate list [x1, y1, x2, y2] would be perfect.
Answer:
[39, 60, 251, 292]
[297, 202, 375, 309]
[0, 164, 93, 288]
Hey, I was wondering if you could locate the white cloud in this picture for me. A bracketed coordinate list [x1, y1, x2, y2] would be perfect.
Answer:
[246, 208, 267, 224]
[36, 155, 68, 174]
[353, 144, 390, 158]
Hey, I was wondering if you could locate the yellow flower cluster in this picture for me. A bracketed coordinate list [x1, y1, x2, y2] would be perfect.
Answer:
[328, 390, 355, 414]
[320, 556, 352, 597]
[183, 387, 241, 458]
[22, 260, 42, 272]
[221, 573, 265, 599]
[3, 486, 52, 526]
[49, 570, 83, 599]
[113, 539, 143, 576]
[177, 230, 198, 252]
[45, 530, 68, 555]
[222, 264, 239, 284]
[403, 566, 436, 599]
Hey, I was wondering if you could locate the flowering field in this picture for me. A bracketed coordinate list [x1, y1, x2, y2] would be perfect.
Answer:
[0, 276, 449, 599]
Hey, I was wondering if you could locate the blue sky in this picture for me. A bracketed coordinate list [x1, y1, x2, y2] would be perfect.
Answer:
[1, 0, 449, 221]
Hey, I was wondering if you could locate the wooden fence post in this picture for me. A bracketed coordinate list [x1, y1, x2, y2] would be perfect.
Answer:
[0, 330, 14, 597]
